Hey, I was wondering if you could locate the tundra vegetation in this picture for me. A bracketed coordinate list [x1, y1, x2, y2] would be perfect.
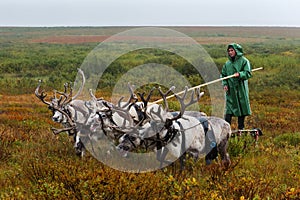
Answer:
[0, 27, 299, 199]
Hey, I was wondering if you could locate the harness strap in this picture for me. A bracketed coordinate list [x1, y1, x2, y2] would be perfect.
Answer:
[143, 139, 157, 151]
[198, 117, 209, 135]
[104, 110, 118, 127]
[177, 121, 186, 155]
[97, 112, 108, 136]
[166, 120, 181, 144]
[126, 135, 137, 148]
[133, 104, 144, 122]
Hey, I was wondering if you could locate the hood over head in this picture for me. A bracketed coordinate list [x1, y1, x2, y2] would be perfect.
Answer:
[227, 43, 244, 58]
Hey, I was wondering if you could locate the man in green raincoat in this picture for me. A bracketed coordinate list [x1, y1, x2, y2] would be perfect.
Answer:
[221, 43, 252, 130]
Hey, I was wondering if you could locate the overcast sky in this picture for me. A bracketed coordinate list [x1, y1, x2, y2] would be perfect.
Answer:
[0, 0, 299, 27]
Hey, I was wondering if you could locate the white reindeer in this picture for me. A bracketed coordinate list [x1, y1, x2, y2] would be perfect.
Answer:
[85, 84, 161, 140]
[117, 86, 232, 169]
[35, 69, 93, 156]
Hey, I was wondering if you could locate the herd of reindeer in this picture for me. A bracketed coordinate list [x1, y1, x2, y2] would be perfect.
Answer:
[35, 69, 232, 170]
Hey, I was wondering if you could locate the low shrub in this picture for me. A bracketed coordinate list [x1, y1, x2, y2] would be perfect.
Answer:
[274, 132, 300, 148]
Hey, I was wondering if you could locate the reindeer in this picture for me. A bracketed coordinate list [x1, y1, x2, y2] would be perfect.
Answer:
[82, 84, 172, 159]
[35, 69, 93, 156]
[117, 86, 204, 169]
[85, 84, 159, 140]
[117, 86, 232, 169]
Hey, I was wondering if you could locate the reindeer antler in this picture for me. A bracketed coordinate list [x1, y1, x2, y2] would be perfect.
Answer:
[55, 82, 73, 106]
[136, 86, 156, 125]
[35, 80, 51, 106]
[171, 86, 204, 121]
[145, 86, 175, 123]
[137, 87, 155, 109]
[71, 68, 85, 101]
[51, 126, 76, 135]
[117, 83, 138, 109]
[157, 86, 175, 112]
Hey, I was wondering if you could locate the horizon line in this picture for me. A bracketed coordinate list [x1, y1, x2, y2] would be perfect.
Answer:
[0, 24, 300, 28]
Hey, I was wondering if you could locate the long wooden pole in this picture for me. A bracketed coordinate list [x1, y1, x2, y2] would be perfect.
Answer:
[151, 67, 263, 104]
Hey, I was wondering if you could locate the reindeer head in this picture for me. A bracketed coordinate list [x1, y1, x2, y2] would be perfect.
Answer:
[85, 89, 118, 135]
[145, 86, 204, 134]
[136, 86, 205, 149]
[35, 69, 85, 135]
[117, 132, 142, 157]
[35, 81, 72, 122]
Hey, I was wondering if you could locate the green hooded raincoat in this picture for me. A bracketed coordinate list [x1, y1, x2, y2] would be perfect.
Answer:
[221, 43, 252, 117]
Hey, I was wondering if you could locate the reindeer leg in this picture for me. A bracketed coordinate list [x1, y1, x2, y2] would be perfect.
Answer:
[205, 146, 218, 165]
[158, 147, 169, 169]
[74, 133, 86, 157]
[179, 152, 186, 171]
[155, 141, 163, 167]
[217, 137, 231, 168]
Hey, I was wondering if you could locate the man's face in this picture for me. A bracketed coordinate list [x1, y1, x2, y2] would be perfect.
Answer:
[227, 47, 236, 58]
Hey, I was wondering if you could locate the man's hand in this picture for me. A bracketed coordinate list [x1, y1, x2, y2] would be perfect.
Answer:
[234, 72, 240, 77]
[224, 85, 228, 92]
